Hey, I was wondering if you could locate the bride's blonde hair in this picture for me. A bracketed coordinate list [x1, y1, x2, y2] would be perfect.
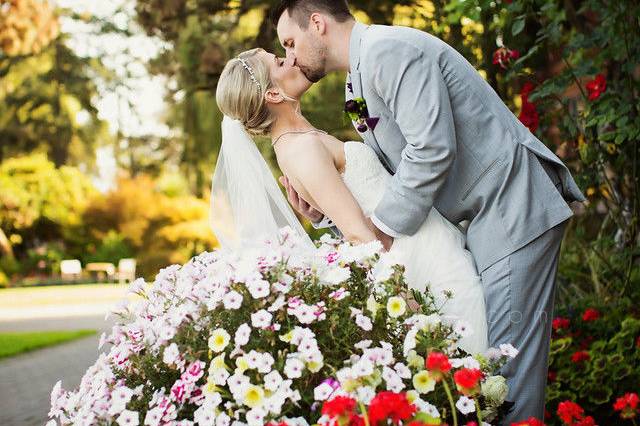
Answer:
[216, 48, 275, 136]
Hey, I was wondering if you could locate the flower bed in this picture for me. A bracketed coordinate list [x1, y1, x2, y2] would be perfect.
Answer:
[47, 228, 517, 426]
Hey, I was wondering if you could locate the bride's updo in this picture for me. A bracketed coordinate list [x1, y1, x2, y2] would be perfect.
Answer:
[216, 48, 275, 136]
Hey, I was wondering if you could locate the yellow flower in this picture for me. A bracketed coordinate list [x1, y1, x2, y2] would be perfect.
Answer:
[406, 390, 420, 403]
[235, 356, 249, 374]
[342, 378, 360, 393]
[208, 328, 230, 353]
[586, 187, 596, 197]
[307, 359, 324, 373]
[578, 134, 586, 147]
[203, 380, 220, 396]
[606, 143, 617, 155]
[387, 296, 407, 318]
[413, 370, 436, 394]
[280, 330, 294, 343]
[209, 353, 227, 372]
[243, 385, 265, 408]
[407, 350, 425, 369]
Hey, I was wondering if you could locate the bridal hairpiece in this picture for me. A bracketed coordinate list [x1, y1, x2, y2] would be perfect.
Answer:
[237, 57, 262, 91]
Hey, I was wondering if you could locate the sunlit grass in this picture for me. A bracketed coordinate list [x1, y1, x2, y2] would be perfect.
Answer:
[0, 329, 97, 359]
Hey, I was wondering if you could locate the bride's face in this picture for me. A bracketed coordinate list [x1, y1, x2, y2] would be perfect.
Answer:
[257, 50, 312, 100]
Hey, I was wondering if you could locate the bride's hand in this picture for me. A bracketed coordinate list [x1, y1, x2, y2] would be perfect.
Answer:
[279, 175, 324, 223]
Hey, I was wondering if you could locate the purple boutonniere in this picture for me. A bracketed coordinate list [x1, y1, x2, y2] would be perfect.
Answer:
[344, 97, 380, 132]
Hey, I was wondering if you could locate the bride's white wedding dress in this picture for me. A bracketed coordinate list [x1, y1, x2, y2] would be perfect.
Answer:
[340, 141, 489, 355]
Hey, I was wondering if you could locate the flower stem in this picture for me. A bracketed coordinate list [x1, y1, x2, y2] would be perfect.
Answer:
[442, 379, 458, 426]
[359, 402, 370, 426]
[475, 397, 483, 424]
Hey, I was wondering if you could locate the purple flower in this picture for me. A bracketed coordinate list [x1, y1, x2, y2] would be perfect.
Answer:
[344, 99, 359, 113]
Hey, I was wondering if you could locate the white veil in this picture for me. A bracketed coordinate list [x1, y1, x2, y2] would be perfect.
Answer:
[210, 116, 315, 250]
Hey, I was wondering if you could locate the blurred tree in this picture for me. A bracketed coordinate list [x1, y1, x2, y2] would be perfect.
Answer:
[0, 154, 97, 259]
[0, 0, 59, 61]
[0, 0, 113, 168]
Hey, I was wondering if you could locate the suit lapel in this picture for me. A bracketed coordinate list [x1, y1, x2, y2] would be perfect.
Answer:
[347, 23, 387, 168]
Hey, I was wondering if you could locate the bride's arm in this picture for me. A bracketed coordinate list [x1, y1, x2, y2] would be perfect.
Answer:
[279, 136, 378, 246]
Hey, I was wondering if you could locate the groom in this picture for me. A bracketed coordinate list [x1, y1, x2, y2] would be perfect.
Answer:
[273, 0, 585, 422]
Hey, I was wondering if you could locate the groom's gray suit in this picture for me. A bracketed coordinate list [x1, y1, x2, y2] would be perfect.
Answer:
[344, 22, 585, 423]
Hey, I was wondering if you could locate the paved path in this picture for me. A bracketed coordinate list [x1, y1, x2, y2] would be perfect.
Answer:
[0, 315, 113, 426]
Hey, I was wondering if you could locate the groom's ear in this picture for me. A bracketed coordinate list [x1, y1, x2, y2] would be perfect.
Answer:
[309, 12, 327, 35]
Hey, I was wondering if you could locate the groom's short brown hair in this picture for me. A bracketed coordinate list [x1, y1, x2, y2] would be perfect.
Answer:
[272, 0, 353, 29]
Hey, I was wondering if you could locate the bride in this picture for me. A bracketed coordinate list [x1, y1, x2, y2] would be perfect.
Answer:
[213, 47, 488, 355]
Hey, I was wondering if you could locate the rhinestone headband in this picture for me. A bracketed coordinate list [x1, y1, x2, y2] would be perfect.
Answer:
[237, 57, 262, 91]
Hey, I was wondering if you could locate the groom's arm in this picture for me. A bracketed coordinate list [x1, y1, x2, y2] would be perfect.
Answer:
[367, 39, 456, 236]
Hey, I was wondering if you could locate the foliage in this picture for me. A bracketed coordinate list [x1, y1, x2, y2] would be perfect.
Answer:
[546, 297, 640, 425]
[0, 0, 59, 57]
[82, 175, 217, 279]
[0, 154, 97, 262]
[84, 230, 135, 266]
[49, 231, 515, 425]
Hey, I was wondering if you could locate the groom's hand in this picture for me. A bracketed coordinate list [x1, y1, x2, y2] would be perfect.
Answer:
[365, 217, 394, 251]
[279, 176, 324, 223]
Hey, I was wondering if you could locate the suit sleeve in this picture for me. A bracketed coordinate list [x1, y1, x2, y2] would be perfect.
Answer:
[367, 40, 456, 236]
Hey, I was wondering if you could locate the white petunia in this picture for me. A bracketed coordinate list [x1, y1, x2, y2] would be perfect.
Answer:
[393, 362, 412, 379]
[356, 386, 376, 404]
[456, 395, 476, 415]
[355, 314, 373, 331]
[247, 279, 270, 299]
[116, 409, 139, 426]
[234, 323, 251, 347]
[352, 359, 374, 377]
[354, 340, 372, 350]
[263, 370, 283, 391]
[251, 310, 273, 329]
[313, 382, 335, 401]
[163, 343, 180, 366]
[453, 320, 473, 337]
[256, 353, 275, 374]
[210, 368, 230, 386]
[245, 407, 266, 426]
[194, 402, 216, 426]
[223, 291, 243, 310]
[499, 343, 519, 358]
[284, 358, 305, 378]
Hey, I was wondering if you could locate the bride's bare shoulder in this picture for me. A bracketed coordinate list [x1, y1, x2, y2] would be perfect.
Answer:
[277, 132, 343, 172]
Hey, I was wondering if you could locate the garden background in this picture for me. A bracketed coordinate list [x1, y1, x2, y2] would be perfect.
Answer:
[0, 0, 638, 424]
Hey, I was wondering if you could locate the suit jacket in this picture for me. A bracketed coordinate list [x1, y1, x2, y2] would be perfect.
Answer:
[346, 22, 585, 272]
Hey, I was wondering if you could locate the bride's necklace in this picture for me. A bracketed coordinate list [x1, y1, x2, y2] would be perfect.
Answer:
[271, 129, 328, 147]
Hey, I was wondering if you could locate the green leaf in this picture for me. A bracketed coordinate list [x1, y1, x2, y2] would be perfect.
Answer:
[512, 18, 525, 36]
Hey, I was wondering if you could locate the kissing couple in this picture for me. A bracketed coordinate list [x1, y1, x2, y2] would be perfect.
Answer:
[210, 0, 586, 423]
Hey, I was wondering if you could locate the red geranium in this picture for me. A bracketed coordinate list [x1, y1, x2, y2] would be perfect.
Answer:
[586, 74, 606, 101]
[552, 317, 570, 331]
[511, 417, 545, 426]
[322, 396, 357, 419]
[518, 87, 539, 134]
[426, 351, 452, 380]
[493, 47, 520, 69]
[613, 392, 639, 419]
[581, 308, 600, 321]
[367, 391, 416, 426]
[453, 368, 484, 395]
[573, 416, 596, 426]
[557, 401, 585, 425]
[570, 351, 590, 364]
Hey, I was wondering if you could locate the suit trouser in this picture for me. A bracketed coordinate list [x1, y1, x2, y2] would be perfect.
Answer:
[480, 159, 568, 424]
